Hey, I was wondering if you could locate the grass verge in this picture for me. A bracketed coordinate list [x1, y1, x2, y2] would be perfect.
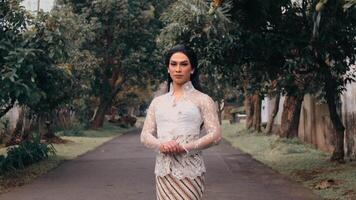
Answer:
[221, 121, 356, 200]
[0, 122, 140, 194]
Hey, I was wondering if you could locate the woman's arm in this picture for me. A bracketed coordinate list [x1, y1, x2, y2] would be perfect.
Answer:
[140, 98, 161, 152]
[182, 95, 222, 155]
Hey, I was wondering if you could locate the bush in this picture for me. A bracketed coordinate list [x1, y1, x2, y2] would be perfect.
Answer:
[0, 136, 56, 175]
[59, 123, 85, 136]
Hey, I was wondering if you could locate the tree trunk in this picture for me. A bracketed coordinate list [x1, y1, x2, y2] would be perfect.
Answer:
[129, 107, 134, 116]
[6, 106, 24, 145]
[12, 107, 24, 136]
[325, 76, 345, 163]
[43, 121, 55, 139]
[28, 114, 37, 134]
[21, 108, 31, 141]
[89, 17, 123, 130]
[279, 95, 303, 138]
[110, 106, 116, 121]
[13, 107, 31, 141]
[244, 94, 254, 129]
[39, 113, 56, 139]
[57, 108, 72, 130]
[315, 54, 346, 163]
[217, 99, 224, 125]
[266, 94, 281, 134]
[252, 93, 262, 132]
[38, 114, 47, 138]
[90, 97, 112, 129]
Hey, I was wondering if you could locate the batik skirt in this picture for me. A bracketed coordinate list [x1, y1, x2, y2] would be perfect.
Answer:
[155, 173, 205, 200]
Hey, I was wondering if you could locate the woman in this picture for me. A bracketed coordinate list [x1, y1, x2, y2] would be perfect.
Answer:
[140, 44, 222, 200]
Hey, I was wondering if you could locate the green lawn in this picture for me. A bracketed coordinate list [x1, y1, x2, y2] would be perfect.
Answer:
[0, 121, 140, 194]
[221, 121, 356, 200]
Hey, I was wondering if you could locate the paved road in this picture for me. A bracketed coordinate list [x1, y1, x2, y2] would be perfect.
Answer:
[0, 130, 321, 200]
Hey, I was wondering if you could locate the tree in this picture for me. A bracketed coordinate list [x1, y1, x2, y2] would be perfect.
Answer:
[57, 0, 168, 129]
[157, 0, 237, 123]
[230, 0, 290, 132]
[232, 0, 355, 162]
[1, 1, 74, 141]
[311, 0, 356, 162]
[22, 11, 74, 139]
[0, 0, 31, 118]
[230, 0, 321, 136]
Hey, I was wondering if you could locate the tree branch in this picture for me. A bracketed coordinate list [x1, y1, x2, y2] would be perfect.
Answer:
[0, 99, 15, 118]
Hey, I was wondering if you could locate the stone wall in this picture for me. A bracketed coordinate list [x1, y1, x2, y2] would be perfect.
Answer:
[298, 95, 334, 152]
[342, 82, 356, 159]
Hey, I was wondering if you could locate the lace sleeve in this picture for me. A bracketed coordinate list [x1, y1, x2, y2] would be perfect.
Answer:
[183, 95, 222, 154]
[140, 98, 161, 152]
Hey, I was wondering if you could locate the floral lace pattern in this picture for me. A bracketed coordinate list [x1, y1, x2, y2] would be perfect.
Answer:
[140, 81, 222, 179]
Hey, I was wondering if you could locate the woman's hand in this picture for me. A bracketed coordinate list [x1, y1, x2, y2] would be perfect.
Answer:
[159, 140, 185, 154]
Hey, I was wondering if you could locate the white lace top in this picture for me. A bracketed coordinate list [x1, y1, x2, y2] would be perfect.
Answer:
[140, 81, 222, 179]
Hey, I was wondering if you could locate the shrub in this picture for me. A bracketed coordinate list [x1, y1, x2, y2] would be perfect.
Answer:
[0, 136, 56, 175]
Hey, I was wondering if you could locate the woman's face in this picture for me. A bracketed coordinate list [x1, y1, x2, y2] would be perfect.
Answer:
[168, 52, 193, 85]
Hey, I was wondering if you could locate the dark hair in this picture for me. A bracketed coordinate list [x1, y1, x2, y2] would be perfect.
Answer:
[165, 44, 203, 92]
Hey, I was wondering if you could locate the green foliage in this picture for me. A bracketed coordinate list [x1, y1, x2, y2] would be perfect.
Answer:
[53, 0, 171, 127]
[310, 0, 356, 94]
[158, 0, 238, 101]
[63, 0, 162, 90]
[57, 123, 85, 137]
[1, 0, 75, 121]
[231, 0, 304, 95]
[231, 0, 355, 97]
[0, 0, 31, 117]
[22, 12, 74, 114]
[0, 136, 56, 175]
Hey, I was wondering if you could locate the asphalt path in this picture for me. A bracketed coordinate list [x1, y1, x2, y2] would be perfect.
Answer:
[0, 130, 321, 200]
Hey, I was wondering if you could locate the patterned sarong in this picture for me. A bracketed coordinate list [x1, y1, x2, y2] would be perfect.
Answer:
[156, 173, 205, 200]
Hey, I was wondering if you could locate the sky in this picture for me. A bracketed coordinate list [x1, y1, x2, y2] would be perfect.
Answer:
[22, 0, 55, 12]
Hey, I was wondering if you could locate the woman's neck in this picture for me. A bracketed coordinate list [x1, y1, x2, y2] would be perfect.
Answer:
[172, 82, 183, 97]
[171, 81, 190, 97]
